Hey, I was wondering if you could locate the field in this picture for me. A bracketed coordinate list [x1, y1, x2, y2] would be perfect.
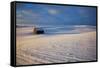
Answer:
[16, 26, 96, 65]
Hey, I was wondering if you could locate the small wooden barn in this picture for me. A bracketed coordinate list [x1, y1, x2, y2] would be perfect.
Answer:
[33, 27, 44, 34]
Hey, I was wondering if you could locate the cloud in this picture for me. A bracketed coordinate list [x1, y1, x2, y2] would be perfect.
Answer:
[48, 9, 59, 15]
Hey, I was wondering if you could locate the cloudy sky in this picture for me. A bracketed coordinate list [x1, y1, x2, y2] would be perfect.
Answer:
[16, 3, 97, 26]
